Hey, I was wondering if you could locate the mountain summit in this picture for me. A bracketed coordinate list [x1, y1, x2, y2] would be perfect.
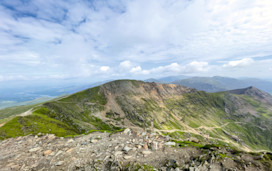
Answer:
[228, 86, 272, 105]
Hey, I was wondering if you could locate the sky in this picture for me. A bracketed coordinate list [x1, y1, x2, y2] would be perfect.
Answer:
[1, 0, 272, 84]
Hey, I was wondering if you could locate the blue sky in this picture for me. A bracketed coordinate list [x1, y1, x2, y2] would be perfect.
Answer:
[0, 0, 272, 83]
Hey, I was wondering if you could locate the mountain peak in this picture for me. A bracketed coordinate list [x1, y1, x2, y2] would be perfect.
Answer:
[228, 86, 272, 105]
[228, 86, 263, 95]
[101, 79, 195, 98]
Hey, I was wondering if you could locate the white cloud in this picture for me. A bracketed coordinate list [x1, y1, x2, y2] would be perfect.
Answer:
[100, 66, 110, 72]
[120, 60, 132, 68]
[130, 66, 142, 73]
[0, 0, 272, 82]
[127, 61, 209, 77]
[223, 58, 254, 67]
[185, 61, 209, 72]
[149, 63, 181, 74]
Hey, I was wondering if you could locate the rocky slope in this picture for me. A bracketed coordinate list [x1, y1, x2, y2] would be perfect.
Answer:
[1, 129, 272, 171]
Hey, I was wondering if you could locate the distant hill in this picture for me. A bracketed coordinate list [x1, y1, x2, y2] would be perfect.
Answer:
[0, 80, 112, 109]
[172, 76, 272, 94]
[145, 75, 188, 83]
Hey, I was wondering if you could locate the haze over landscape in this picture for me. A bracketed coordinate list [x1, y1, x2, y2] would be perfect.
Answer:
[1, 0, 272, 170]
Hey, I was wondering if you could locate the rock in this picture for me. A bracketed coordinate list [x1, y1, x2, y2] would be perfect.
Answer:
[43, 150, 52, 156]
[90, 139, 98, 143]
[124, 155, 133, 159]
[123, 146, 131, 153]
[189, 167, 195, 171]
[66, 148, 74, 153]
[160, 167, 167, 171]
[29, 147, 41, 152]
[10, 164, 20, 169]
[189, 137, 199, 143]
[67, 139, 74, 144]
[55, 161, 64, 166]
[164, 142, 176, 146]
[158, 143, 163, 149]
[81, 141, 87, 145]
[143, 143, 148, 150]
[142, 151, 152, 155]
[55, 150, 63, 157]
[48, 134, 56, 141]
[124, 128, 131, 135]
[151, 141, 158, 150]
[136, 145, 142, 149]
[141, 132, 147, 136]
[114, 151, 123, 157]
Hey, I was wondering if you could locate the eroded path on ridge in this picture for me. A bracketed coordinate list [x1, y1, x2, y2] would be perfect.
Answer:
[0, 109, 33, 128]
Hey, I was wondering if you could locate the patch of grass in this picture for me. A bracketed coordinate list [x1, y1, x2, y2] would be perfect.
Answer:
[61, 86, 107, 106]
[142, 164, 155, 171]
[162, 131, 185, 139]
[218, 153, 229, 158]
[174, 140, 204, 148]
[0, 114, 77, 139]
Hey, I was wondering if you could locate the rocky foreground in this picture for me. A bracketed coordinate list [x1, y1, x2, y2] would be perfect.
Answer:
[0, 129, 271, 171]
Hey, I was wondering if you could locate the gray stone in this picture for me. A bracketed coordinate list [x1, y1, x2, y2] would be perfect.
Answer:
[90, 139, 98, 143]
[124, 155, 133, 159]
[142, 150, 152, 155]
[81, 141, 87, 145]
[29, 147, 41, 152]
[164, 142, 176, 146]
[151, 141, 158, 150]
[114, 151, 123, 157]
[123, 128, 131, 135]
[55, 161, 64, 166]
[123, 146, 132, 153]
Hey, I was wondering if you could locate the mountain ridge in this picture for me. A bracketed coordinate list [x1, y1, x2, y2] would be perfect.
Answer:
[0, 80, 272, 153]
[171, 76, 272, 94]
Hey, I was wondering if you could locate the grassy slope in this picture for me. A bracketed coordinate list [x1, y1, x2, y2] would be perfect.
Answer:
[0, 112, 77, 139]
[0, 104, 37, 121]
[0, 86, 121, 139]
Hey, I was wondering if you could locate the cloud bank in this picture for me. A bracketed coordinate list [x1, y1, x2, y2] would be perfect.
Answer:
[0, 0, 272, 82]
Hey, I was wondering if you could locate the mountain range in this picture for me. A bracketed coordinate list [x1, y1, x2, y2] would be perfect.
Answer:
[1, 80, 272, 151]
[145, 76, 272, 94]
